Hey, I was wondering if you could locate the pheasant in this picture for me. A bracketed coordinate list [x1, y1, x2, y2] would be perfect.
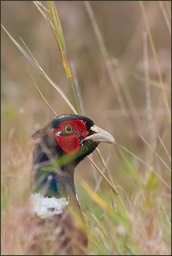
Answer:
[2, 114, 115, 255]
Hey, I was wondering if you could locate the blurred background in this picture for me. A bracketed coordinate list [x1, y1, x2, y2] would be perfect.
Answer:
[1, 1, 171, 255]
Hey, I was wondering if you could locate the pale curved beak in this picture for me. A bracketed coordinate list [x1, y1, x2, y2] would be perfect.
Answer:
[83, 125, 115, 144]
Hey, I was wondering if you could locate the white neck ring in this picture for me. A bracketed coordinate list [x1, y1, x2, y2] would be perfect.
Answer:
[29, 193, 69, 219]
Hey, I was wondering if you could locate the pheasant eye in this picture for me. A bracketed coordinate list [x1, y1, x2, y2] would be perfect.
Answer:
[63, 124, 74, 134]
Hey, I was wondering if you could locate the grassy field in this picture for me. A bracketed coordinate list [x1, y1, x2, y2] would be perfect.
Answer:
[1, 1, 171, 255]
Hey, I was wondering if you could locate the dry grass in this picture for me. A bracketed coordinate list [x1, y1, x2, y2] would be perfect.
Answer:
[1, 1, 171, 255]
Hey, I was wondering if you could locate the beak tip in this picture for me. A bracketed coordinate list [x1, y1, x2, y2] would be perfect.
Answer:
[110, 138, 116, 144]
[106, 135, 115, 144]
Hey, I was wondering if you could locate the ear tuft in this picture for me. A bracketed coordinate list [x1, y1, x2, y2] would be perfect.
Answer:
[32, 129, 42, 139]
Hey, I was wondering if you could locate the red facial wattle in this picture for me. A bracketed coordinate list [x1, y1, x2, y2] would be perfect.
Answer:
[51, 120, 89, 155]
[55, 135, 80, 155]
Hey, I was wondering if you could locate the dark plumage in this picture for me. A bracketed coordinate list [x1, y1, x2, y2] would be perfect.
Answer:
[2, 114, 115, 255]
